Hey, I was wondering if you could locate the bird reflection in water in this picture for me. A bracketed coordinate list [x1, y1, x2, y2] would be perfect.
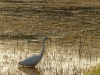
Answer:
[18, 67, 42, 75]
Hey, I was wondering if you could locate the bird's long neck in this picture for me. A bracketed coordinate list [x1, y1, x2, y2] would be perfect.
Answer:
[40, 39, 45, 58]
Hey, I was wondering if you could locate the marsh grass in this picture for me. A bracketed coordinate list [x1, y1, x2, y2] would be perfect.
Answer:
[83, 64, 100, 75]
[0, 37, 100, 75]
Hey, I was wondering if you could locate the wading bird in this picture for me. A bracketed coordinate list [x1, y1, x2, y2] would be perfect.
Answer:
[18, 37, 49, 67]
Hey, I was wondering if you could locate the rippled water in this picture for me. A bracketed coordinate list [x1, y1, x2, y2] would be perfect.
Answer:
[0, 1, 100, 75]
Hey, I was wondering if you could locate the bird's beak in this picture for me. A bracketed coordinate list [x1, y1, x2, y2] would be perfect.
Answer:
[47, 38, 51, 41]
[46, 38, 51, 43]
[47, 38, 50, 39]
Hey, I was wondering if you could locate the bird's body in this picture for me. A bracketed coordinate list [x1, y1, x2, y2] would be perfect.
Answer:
[18, 37, 48, 67]
[19, 56, 40, 66]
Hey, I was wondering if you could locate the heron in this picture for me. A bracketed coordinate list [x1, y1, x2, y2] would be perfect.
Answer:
[18, 37, 49, 67]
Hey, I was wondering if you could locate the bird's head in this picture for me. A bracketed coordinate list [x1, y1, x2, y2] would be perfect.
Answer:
[43, 36, 50, 41]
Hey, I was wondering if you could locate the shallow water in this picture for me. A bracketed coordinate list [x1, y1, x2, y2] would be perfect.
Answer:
[0, 1, 100, 75]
